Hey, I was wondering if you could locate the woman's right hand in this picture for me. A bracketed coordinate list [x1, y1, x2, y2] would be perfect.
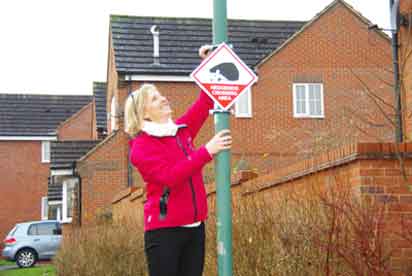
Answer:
[205, 130, 232, 155]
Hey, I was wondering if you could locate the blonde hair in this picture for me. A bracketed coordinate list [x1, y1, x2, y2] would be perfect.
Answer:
[124, 84, 157, 137]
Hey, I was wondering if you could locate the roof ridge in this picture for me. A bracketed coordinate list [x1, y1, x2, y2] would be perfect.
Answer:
[110, 14, 306, 23]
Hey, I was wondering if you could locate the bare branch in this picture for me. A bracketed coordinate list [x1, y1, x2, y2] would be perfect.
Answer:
[367, 69, 394, 89]
[349, 68, 396, 128]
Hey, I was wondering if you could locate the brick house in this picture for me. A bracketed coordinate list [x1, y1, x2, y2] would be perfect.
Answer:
[46, 82, 107, 224]
[110, 1, 412, 272]
[0, 93, 92, 244]
[62, 0, 396, 228]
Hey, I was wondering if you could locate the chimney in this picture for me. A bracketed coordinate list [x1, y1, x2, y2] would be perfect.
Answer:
[150, 25, 160, 65]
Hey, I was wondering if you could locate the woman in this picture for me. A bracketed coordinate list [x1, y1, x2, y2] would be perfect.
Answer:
[124, 45, 232, 276]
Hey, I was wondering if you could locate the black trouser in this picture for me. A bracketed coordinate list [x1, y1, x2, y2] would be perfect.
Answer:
[144, 223, 205, 276]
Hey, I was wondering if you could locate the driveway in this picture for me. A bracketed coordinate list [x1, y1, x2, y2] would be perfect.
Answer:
[0, 264, 18, 271]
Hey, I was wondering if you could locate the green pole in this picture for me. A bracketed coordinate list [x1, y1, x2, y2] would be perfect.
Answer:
[212, 0, 232, 275]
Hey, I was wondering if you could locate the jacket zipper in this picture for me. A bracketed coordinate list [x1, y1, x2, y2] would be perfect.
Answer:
[176, 136, 198, 222]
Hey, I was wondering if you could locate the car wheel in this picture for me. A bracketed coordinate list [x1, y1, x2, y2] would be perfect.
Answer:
[15, 248, 37, 268]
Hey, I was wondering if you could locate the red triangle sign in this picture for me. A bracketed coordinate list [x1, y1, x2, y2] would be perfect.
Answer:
[191, 43, 258, 110]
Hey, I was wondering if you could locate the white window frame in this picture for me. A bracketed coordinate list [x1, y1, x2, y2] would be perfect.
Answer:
[62, 178, 77, 223]
[293, 83, 324, 118]
[235, 87, 252, 118]
[41, 141, 51, 163]
[48, 201, 62, 222]
[41, 197, 48, 220]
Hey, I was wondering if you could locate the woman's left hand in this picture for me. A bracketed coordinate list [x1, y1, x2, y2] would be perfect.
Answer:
[198, 45, 214, 59]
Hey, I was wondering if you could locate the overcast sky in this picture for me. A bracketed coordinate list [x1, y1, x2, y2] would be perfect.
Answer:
[0, 0, 391, 95]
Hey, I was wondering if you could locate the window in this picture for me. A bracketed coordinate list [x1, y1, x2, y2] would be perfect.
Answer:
[293, 83, 324, 118]
[41, 141, 51, 163]
[62, 178, 77, 223]
[48, 202, 62, 221]
[235, 88, 252, 118]
[41, 197, 48, 220]
[28, 223, 58, 236]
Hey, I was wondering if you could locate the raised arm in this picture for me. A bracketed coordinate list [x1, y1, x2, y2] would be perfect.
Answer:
[176, 91, 213, 139]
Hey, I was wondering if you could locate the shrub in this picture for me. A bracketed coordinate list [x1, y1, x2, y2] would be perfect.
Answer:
[54, 219, 146, 276]
[56, 176, 412, 275]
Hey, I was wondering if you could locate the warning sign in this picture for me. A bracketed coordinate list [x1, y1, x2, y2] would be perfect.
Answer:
[190, 43, 258, 110]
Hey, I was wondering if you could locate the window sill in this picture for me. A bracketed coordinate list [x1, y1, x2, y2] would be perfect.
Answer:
[235, 115, 253, 118]
[60, 218, 72, 224]
[293, 115, 325, 119]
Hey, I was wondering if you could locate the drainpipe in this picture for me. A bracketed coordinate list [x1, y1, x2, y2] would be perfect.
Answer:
[151, 25, 160, 65]
[127, 75, 133, 187]
[72, 162, 82, 226]
[390, 0, 403, 142]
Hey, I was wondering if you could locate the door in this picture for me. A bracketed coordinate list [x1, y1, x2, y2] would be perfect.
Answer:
[28, 222, 60, 259]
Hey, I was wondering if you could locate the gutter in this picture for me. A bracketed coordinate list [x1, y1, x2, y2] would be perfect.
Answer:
[0, 136, 57, 141]
[126, 75, 133, 188]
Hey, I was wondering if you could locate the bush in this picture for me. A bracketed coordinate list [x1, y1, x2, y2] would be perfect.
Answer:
[56, 176, 412, 275]
[204, 176, 406, 276]
[54, 219, 146, 276]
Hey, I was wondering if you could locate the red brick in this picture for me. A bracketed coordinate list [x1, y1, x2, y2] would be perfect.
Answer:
[359, 168, 385, 176]
[386, 169, 403, 176]
[58, 102, 95, 140]
[359, 186, 385, 194]
[400, 196, 412, 204]
[0, 141, 49, 247]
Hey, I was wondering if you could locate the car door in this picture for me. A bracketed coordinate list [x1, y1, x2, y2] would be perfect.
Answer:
[49, 222, 62, 255]
[28, 223, 56, 259]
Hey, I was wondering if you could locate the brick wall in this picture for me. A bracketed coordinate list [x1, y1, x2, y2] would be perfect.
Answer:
[0, 141, 48, 245]
[92, 99, 98, 140]
[76, 130, 130, 227]
[57, 102, 95, 141]
[112, 142, 412, 273]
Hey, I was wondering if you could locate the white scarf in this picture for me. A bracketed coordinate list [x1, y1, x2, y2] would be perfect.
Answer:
[142, 119, 179, 137]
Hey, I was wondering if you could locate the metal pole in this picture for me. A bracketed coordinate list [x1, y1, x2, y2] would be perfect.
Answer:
[390, 0, 403, 142]
[212, 0, 232, 275]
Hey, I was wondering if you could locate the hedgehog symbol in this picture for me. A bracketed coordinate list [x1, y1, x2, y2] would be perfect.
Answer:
[209, 62, 239, 82]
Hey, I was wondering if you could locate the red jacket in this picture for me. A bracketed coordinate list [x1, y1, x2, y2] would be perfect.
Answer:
[129, 91, 214, 231]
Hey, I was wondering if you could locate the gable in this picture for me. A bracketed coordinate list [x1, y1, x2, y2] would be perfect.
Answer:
[256, 0, 391, 69]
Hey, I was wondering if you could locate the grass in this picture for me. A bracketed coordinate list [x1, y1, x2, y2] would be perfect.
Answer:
[0, 259, 14, 266]
[0, 265, 55, 276]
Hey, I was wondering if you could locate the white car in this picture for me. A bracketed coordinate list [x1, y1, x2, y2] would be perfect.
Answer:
[2, 220, 62, 268]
